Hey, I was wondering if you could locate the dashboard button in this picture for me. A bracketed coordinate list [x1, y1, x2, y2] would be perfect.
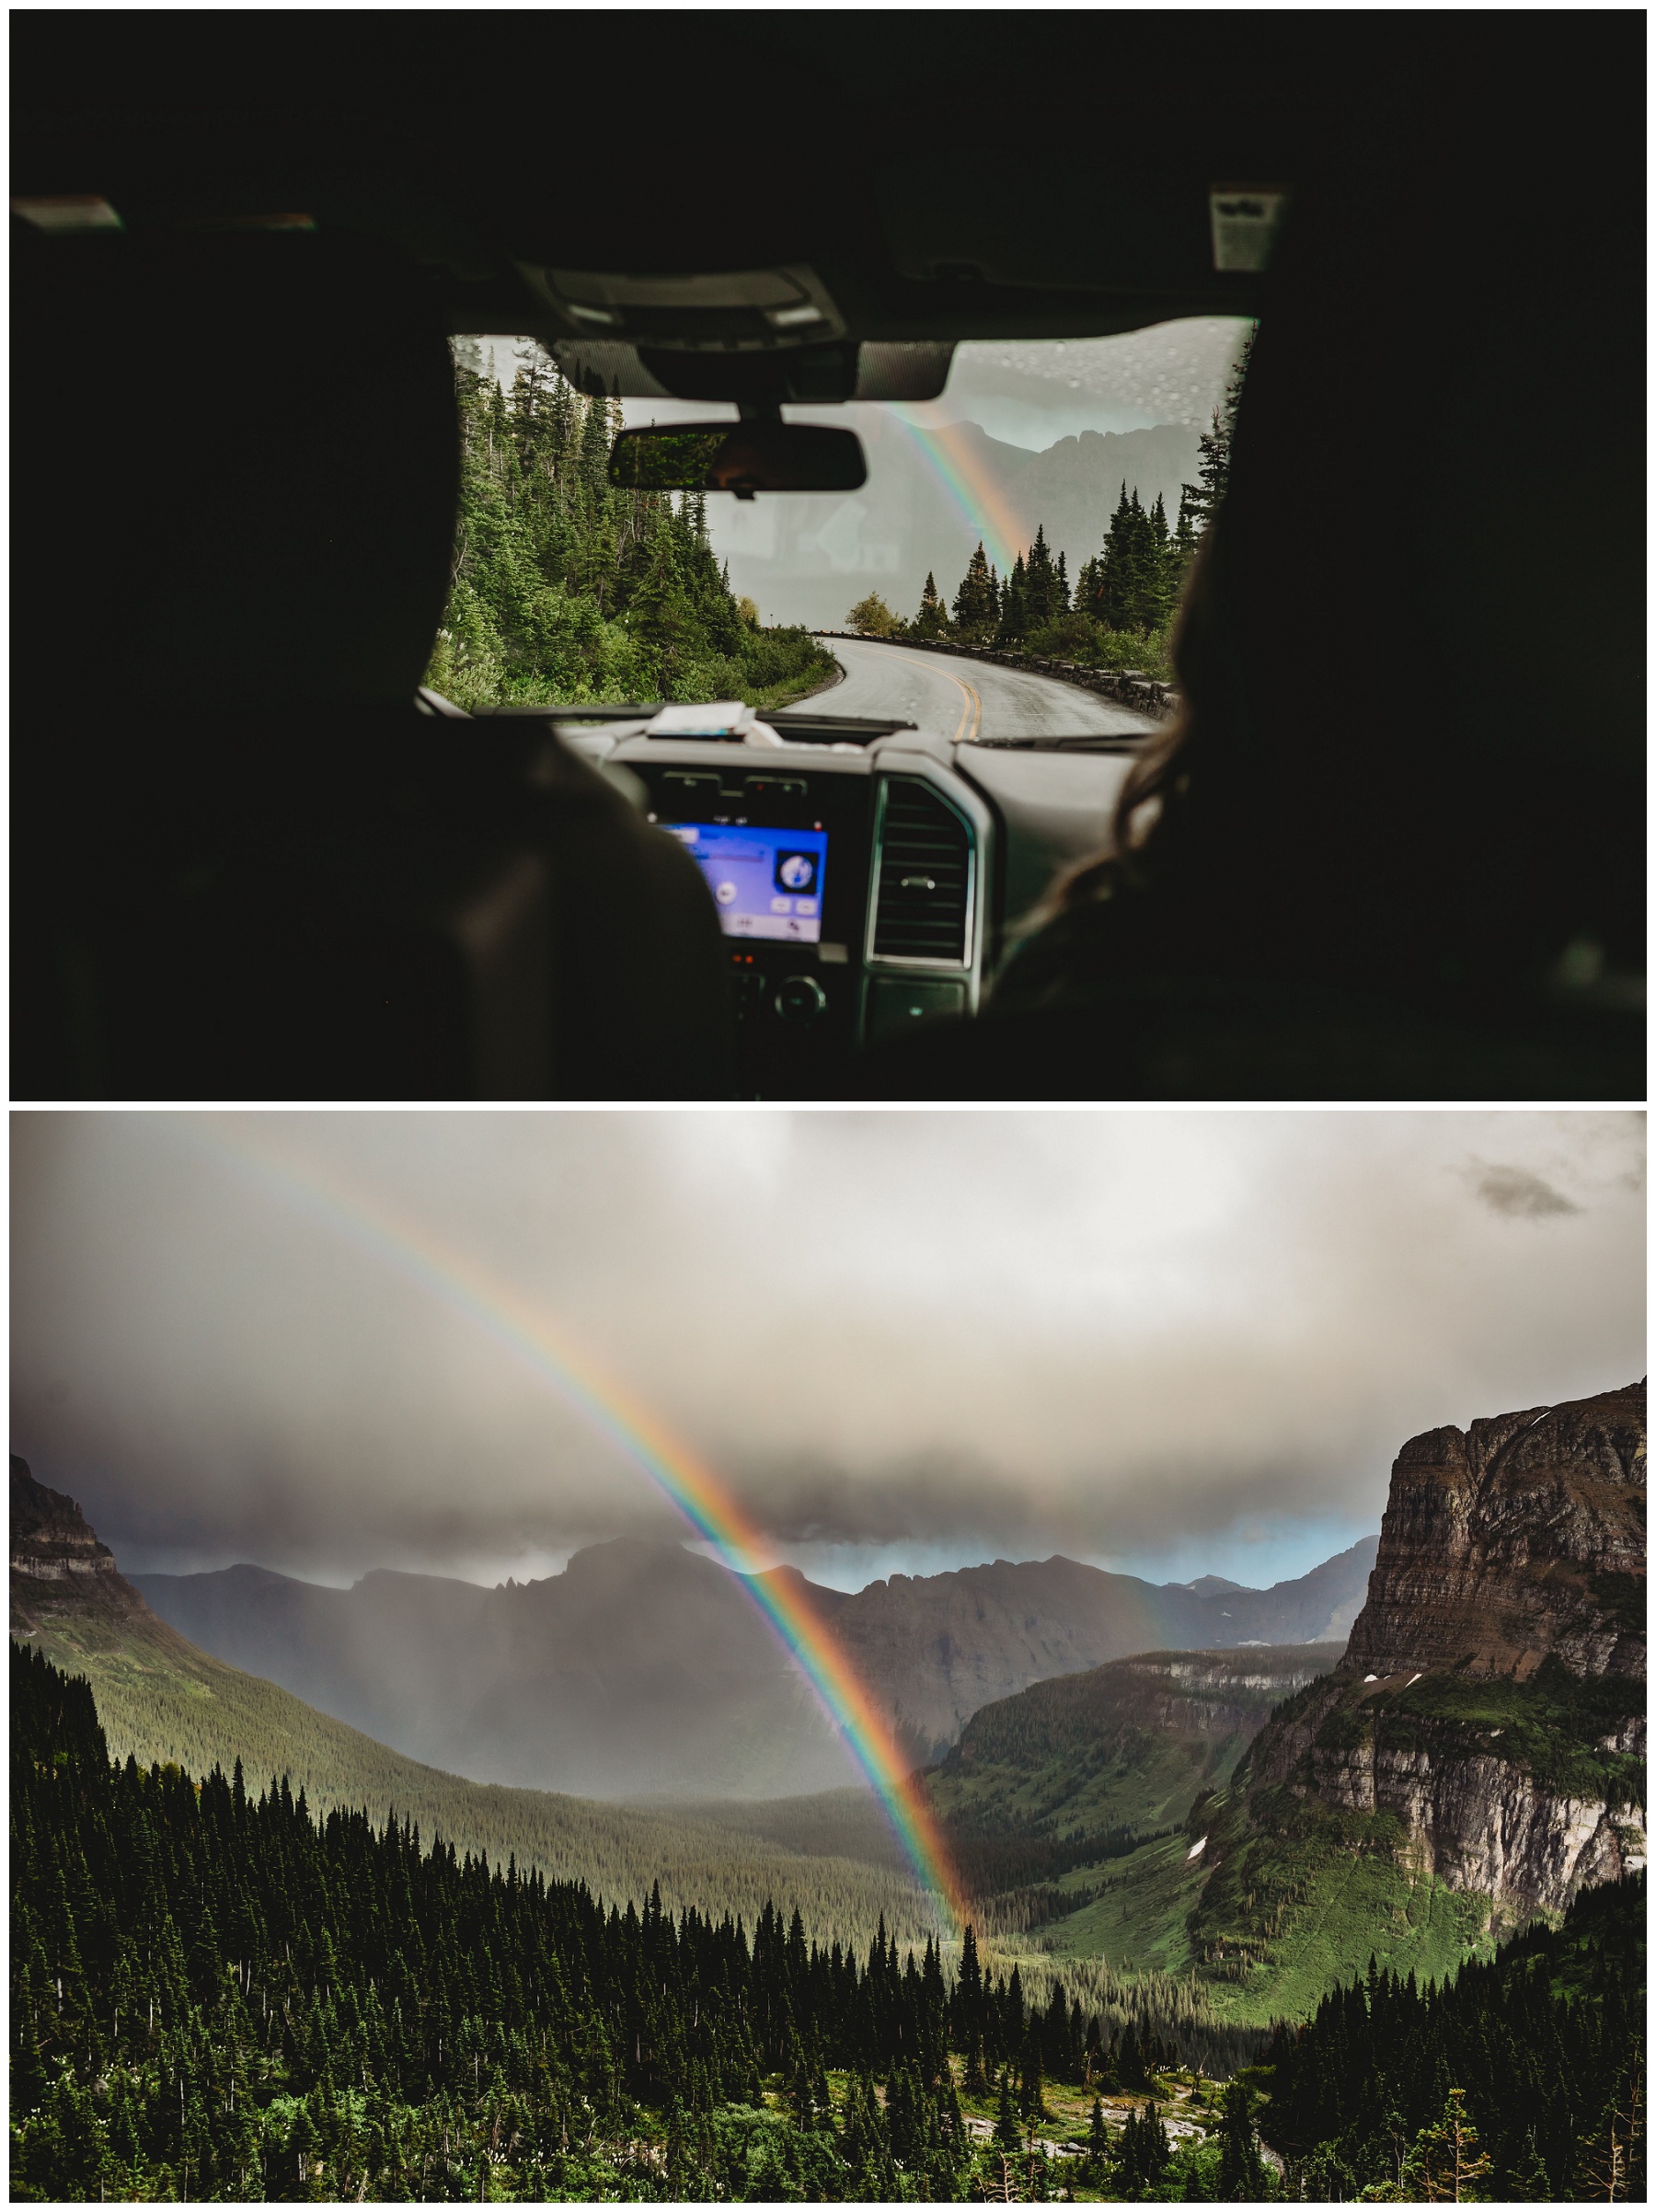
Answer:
[867, 976, 965, 1043]
[774, 974, 829, 1025]
[661, 771, 721, 807]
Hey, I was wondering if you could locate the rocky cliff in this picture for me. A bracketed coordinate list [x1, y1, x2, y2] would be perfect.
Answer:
[1344, 1380, 1645, 1679]
[11, 1456, 150, 1632]
[1240, 1381, 1646, 1929]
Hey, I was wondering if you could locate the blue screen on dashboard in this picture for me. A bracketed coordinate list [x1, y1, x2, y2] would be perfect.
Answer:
[664, 822, 829, 944]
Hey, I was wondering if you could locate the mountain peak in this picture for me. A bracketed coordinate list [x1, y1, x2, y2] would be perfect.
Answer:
[1346, 1379, 1645, 1678]
[11, 1456, 153, 1636]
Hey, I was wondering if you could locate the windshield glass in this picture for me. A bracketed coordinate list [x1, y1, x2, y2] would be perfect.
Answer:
[431, 321, 1253, 720]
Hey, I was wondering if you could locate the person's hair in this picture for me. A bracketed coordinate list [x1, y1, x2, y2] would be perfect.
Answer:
[985, 75, 1639, 1060]
[1015, 536, 1219, 935]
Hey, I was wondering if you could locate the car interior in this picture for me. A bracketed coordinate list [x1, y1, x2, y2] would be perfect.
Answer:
[12, 17, 1643, 1103]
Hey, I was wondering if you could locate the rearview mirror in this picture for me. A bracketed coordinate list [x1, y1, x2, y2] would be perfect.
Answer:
[608, 421, 867, 499]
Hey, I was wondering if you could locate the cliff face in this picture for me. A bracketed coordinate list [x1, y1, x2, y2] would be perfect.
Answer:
[1344, 1381, 1646, 1680]
[1251, 1722, 1640, 1913]
[11, 1456, 150, 1632]
[1243, 1381, 1647, 1927]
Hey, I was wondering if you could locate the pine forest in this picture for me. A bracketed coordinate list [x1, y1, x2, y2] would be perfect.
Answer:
[421, 343, 837, 715]
[12, 1643, 1644, 2203]
[848, 327, 1255, 680]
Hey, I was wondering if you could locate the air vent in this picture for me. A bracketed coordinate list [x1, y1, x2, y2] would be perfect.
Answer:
[872, 778, 972, 962]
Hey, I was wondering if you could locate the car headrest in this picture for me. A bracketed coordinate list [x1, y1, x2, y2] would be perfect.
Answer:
[16, 232, 458, 713]
[1198, 131, 1641, 974]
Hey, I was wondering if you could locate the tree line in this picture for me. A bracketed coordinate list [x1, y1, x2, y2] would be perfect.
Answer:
[1259, 1872, 1645, 2201]
[850, 325, 1254, 682]
[11, 1646, 1256, 2202]
[16, 1642, 1638, 2201]
[424, 343, 834, 713]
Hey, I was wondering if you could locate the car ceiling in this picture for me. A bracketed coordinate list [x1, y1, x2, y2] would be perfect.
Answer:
[12, 14, 1638, 403]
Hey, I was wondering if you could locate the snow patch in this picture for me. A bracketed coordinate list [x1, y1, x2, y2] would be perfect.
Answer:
[1187, 1837, 1208, 1860]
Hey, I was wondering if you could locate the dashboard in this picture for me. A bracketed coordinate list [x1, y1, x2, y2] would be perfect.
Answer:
[558, 711, 1140, 1096]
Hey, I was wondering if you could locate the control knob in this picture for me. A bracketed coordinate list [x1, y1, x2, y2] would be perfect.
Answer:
[773, 974, 829, 1025]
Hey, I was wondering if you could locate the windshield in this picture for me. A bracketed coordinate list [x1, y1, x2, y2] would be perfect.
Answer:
[431, 320, 1253, 722]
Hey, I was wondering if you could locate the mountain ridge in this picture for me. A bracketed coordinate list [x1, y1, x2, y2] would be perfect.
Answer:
[7, 1459, 937, 1950]
[134, 1534, 1379, 1796]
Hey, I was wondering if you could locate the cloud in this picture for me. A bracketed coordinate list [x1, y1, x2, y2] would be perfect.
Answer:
[1465, 1159, 1582, 1218]
[9, 1111, 1644, 1590]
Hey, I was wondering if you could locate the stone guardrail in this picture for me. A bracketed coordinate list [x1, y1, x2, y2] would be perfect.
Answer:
[811, 628, 1182, 722]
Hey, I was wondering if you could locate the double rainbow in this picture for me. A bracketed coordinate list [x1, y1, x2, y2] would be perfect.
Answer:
[167, 1120, 967, 1933]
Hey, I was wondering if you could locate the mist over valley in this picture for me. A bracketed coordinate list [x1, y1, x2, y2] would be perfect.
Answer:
[132, 1535, 1378, 1801]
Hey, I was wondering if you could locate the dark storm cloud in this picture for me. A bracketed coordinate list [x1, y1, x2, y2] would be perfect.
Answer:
[723, 1447, 1047, 1550]
[10, 1112, 1644, 1587]
[1467, 1160, 1582, 1218]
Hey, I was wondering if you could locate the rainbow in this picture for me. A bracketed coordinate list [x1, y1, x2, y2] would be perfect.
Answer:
[888, 403, 1027, 578]
[160, 1119, 967, 1933]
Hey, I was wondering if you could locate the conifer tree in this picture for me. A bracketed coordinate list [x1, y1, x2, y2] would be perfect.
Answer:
[1179, 320, 1256, 545]
[1088, 2093, 1110, 2179]
[995, 2067, 1022, 2152]
[951, 543, 998, 640]
[1506, 2129, 1554, 2202]
[913, 570, 950, 639]
[1023, 524, 1064, 628]
[1404, 2088, 1492, 2203]
[995, 554, 1029, 645]
[1217, 2079, 1271, 2200]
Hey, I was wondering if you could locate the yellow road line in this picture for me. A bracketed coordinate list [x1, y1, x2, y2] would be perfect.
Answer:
[876, 646, 983, 745]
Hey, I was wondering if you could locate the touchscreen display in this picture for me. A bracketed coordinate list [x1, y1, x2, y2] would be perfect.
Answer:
[666, 822, 828, 943]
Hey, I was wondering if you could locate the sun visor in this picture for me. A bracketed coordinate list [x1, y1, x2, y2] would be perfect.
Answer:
[521, 261, 845, 347]
[550, 336, 955, 404]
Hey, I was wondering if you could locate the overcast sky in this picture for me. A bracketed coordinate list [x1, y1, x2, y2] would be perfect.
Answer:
[11, 1112, 1643, 1595]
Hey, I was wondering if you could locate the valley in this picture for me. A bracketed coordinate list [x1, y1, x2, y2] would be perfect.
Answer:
[10, 1463, 936, 1954]
[132, 1533, 1377, 1792]
[10, 1377, 1645, 2200]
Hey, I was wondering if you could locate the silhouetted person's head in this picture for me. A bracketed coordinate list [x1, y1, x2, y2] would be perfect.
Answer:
[1037, 141, 1641, 1013]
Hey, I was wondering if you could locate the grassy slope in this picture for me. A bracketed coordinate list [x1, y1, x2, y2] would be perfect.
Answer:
[1024, 1789, 1494, 2024]
[1151, 1653, 1644, 2022]
[928, 1724, 1249, 1842]
[1189, 1782, 1493, 2020]
[926, 1646, 1343, 1843]
[921, 1645, 1513, 2024]
[1038, 1828, 1212, 1979]
[10, 1609, 939, 1955]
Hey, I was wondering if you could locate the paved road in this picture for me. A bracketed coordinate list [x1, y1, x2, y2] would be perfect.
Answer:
[813, 636, 1156, 746]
